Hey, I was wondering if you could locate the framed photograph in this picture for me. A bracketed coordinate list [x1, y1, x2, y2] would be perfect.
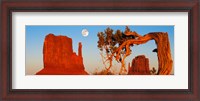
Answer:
[1, 0, 199, 100]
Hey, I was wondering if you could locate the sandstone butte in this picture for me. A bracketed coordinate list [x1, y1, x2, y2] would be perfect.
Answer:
[128, 55, 151, 75]
[36, 34, 88, 75]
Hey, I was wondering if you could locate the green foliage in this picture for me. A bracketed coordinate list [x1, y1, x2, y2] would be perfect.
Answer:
[97, 27, 136, 58]
[97, 32, 105, 51]
[97, 27, 118, 54]
[97, 26, 138, 74]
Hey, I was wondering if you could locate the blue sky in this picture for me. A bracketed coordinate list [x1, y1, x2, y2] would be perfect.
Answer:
[25, 25, 174, 75]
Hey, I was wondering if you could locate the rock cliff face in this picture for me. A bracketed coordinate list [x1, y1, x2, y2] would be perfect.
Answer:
[128, 55, 150, 75]
[36, 34, 88, 75]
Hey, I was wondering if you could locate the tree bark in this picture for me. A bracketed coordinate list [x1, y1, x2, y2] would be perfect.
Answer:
[151, 33, 173, 75]
[114, 32, 173, 75]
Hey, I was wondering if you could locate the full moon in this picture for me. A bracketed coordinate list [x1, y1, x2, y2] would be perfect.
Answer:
[82, 29, 89, 37]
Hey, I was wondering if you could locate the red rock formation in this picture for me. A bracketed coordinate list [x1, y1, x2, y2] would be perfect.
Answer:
[36, 34, 88, 75]
[78, 42, 82, 57]
[128, 55, 151, 75]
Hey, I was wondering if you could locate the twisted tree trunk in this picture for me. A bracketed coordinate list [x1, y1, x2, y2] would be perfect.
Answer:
[151, 33, 173, 75]
[114, 32, 173, 75]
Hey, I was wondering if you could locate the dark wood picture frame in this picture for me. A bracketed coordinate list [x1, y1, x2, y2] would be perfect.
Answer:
[1, 0, 199, 100]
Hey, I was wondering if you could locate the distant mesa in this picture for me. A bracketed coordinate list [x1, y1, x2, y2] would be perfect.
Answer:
[36, 33, 88, 75]
[128, 55, 151, 75]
